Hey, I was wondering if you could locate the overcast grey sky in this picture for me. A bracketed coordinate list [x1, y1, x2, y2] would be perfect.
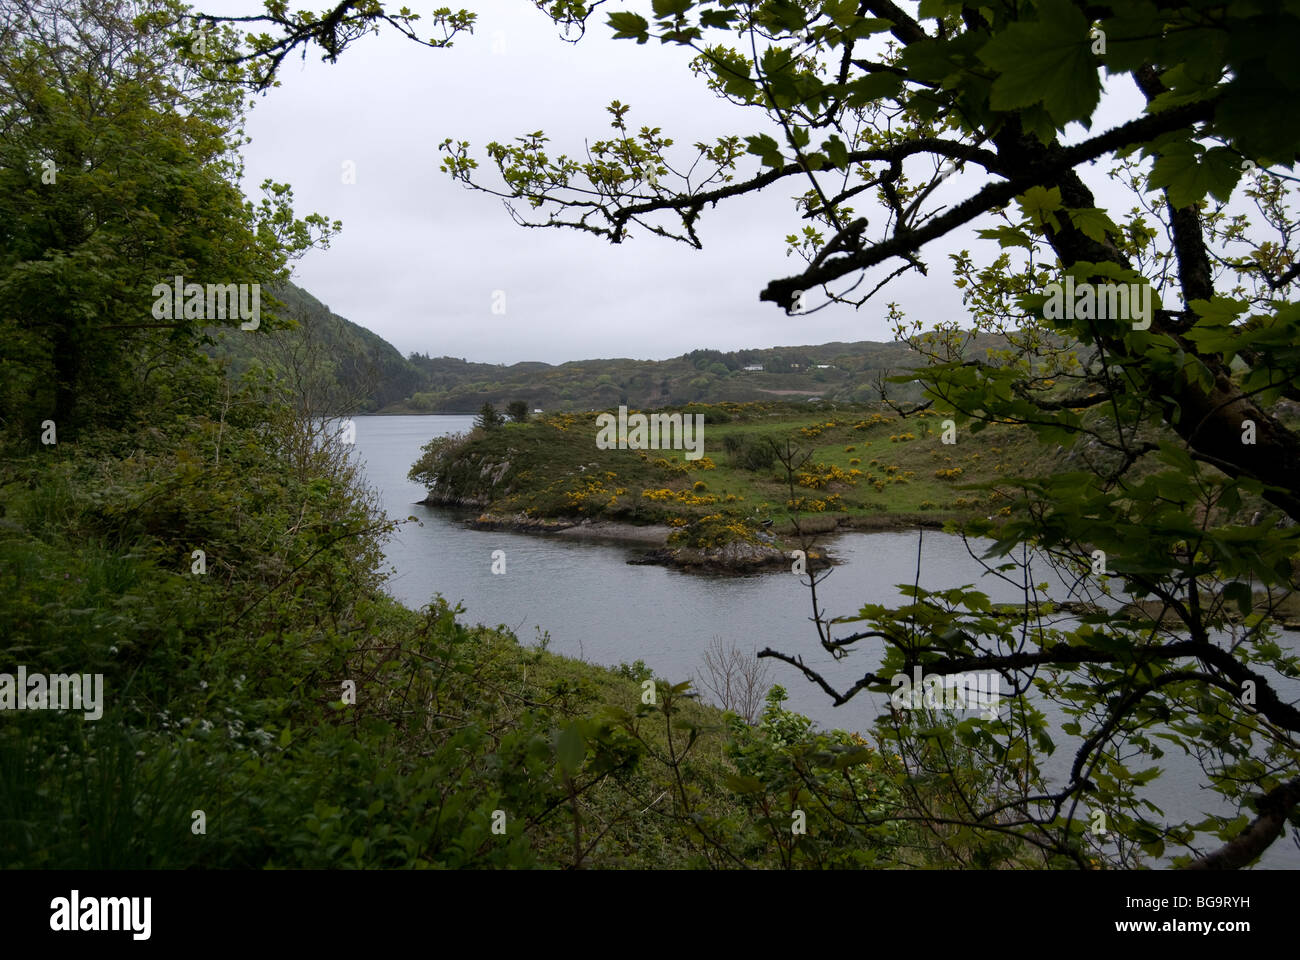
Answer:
[203, 1, 1144, 365]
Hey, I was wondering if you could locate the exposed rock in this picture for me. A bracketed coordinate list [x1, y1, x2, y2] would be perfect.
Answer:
[635, 540, 833, 574]
[455, 512, 834, 574]
[479, 459, 511, 485]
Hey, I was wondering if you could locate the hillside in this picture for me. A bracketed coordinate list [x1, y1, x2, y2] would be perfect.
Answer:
[204, 283, 1023, 417]
[399, 340, 936, 413]
[206, 282, 425, 413]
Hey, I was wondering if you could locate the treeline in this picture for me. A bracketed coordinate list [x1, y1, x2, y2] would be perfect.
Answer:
[206, 284, 1023, 416]
[392, 339, 971, 412]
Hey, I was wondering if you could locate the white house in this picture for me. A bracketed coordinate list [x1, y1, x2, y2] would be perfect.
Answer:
[742, 364, 763, 371]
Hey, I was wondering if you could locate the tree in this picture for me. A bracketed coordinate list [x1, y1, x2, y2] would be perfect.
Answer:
[698, 635, 773, 725]
[504, 400, 530, 422]
[474, 401, 503, 430]
[0, 0, 338, 445]
[202, 0, 1300, 868]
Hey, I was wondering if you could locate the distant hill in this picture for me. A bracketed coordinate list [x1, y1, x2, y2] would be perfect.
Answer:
[209, 281, 1011, 414]
[398, 340, 942, 413]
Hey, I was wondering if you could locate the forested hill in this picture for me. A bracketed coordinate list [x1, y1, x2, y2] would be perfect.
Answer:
[206, 282, 425, 413]
[211, 281, 1012, 413]
[398, 338, 937, 412]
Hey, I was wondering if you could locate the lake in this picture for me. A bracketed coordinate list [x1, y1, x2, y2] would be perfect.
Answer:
[348, 414, 1300, 868]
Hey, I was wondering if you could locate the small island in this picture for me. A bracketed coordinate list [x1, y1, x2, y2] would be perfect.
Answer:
[407, 400, 1037, 572]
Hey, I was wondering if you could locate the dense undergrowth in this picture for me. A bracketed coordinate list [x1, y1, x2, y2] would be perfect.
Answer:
[0, 356, 1045, 869]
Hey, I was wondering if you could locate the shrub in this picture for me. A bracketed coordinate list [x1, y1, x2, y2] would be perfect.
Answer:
[729, 437, 777, 471]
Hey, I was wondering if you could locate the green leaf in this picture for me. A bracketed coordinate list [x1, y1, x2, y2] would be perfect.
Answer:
[918, 0, 961, 20]
[745, 133, 784, 168]
[1189, 296, 1248, 326]
[977, 225, 1035, 250]
[845, 71, 903, 105]
[821, 0, 857, 28]
[698, 8, 735, 29]
[1065, 207, 1119, 243]
[845, 16, 894, 38]
[822, 134, 849, 169]
[978, 0, 1101, 126]
[1149, 144, 1241, 209]
[651, 0, 693, 18]
[555, 722, 586, 774]
[1016, 185, 1063, 229]
[607, 11, 650, 42]
[1223, 581, 1253, 618]
[1156, 441, 1195, 475]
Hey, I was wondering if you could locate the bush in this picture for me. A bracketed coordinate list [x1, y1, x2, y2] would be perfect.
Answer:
[407, 432, 471, 489]
[615, 660, 654, 683]
[729, 438, 777, 471]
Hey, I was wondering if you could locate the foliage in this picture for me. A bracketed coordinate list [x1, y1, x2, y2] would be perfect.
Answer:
[258, 0, 1300, 868]
[209, 282, 425, 413]
[0, 0, 338, 447]
[0, 0, 1057, 873]
[407, 431, 471, 491]
[25, 0, 1300, 869]
[474, 401, 504, 430]
[406, 399, 1029, 540]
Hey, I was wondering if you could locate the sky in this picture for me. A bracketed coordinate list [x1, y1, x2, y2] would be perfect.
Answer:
[199, 0, 1144, 365]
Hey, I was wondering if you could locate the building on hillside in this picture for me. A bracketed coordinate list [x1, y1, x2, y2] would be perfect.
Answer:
[742, 364, 764, 371]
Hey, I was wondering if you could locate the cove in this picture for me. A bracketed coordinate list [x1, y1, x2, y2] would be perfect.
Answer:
[348, 414, 1300, 868]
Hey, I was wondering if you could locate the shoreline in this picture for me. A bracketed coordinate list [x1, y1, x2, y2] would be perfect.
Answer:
[415, 502, 1300, 628]
[441, 508, 838, 574]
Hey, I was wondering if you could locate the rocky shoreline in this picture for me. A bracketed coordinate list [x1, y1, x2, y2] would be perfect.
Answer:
[453, 510, 835, 574]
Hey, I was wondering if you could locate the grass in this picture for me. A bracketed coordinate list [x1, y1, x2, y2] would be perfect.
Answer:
[413, 401, 1047, 545]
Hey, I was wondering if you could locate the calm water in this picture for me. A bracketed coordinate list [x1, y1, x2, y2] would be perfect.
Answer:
[348, 414, 1300, 867]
